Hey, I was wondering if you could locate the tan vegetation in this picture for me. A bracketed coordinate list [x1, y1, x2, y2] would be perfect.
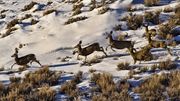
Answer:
[1, 27, 18, 38]
[144, 11, 160, 25]
[21, 1, 37, 11]
[91, 73, 132, 101]
[163, 6, 174, 13]
[64, 16, 88, 25]
[0, 67, 59, 101]
[117, 62, 130, 70]
[144, 0, 160, 6]
[133, 70, 180, 101]
[43, 9, 57, 16]
[98, 6, 110, 14]
[6, 19, 19, 29]
[126, 14, 143, 30]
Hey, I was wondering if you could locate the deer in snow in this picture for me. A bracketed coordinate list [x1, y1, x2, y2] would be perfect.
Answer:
[73, 40, 107, 62]
[128, 45, 153, 64]
[11, 48, 42, 69]
[144, 24, 157, 38]
[106, 31, 135, 52]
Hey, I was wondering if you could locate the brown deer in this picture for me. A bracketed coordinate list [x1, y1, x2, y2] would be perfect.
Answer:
[73, 41, 107, 62]
[11, 48, 42, 69]
[144, 24, 157, 38]
[128, 46, 153, 64]
[106, 31, 135, 52]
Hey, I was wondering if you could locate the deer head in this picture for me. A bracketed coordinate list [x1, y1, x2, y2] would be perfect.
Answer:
[105, 31, 113, 39]
[11, 48, 18, 57]
[73, 40, 82, 54]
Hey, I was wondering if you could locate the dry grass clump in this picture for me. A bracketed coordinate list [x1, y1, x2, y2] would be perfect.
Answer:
[1, 27, 18, 38]
[144, 0, 160, 6]
[163, 6, 174, 13]
[20, 14, 32, 21]
[91, 73, 132, 101]
[0, 14, 6, 19]
[31, 19, 39, 25]
[60, 71, 83, 100]
[144, 11, 160, 25]
[72, 3, 83, 11]
[21, 2, 37, 11]
[116, 62, 130, 71]
[23, 67, 60, 87]
[175, 4, 180, 14]
[133, 71, 180, 101]
[72, 7, 81, 16]
[64, 16, 88, 25]
[43, 9, 57, 16]
[113, 24, 122, 31]
[98, 6, 110, 14]
[0, 67, 58, 101]
[126, 14, 143, 30]
[6, 19, 19, 29]
[89, 68, 96, 73]
[158, 59, 177, 70]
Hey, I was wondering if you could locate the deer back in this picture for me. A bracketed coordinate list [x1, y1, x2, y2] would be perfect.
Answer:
[81, 43, 100, 56]
[16, 54, 35, 65]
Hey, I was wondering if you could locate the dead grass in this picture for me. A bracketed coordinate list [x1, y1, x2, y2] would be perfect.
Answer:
[0, 14, 6, 19]
[116, 62, 130, 71]
[0, 67, 58, 101]
[64, 16, 88, 25]
[98, 6, 110, 14]
[144, 11, 160, 25]
[144, 0, 160, 6]
[113, 24, 122, 31]
[133, 70, 180, 101]
[2, 27, 18, 38]
[43, 9, 57, 16]
[163, 6, 174, 13]
[126, 14, 143, 30]
[91, 73, 132, 101]
[21, 2, 37, 11]
[158, 59, 177, 70]
[6, 19, 19, 29]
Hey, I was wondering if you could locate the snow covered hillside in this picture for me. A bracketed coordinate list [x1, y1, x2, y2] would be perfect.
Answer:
[0, 0, 179, 100]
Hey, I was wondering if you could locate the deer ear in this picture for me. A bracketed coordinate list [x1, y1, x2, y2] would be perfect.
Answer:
[110, 31, 113, 34]
[15, 48, 18, 53]
[79, 40, 82, 44]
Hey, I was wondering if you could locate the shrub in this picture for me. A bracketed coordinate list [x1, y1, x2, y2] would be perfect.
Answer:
[20, 14, 32, 20]
[0, 67, 58, 101]
[91, 73, 132, 101]
[23, 67, 61, 87]
[144, 0, 160, 6]
[2, 27, 18, 38]
[98, 6, 109, 14]
[158, 59, 177, 70]
[133, 71, 180, 101]
[116, 62, 130, 71]
[126, 14, 143, 30]
[89, 68, 96, 73]
[72, 8, 81, 16]
[144, 11, 160, 25]
[113, 24, 122, 31]
[31, 19, 39, 25]
[0, 14, 6, 19]
[64, 16, 88, 25]
[43, 9, 56, 16]
[60, 71, 83, 100]
[6, 19, 19, 29]
[175, 4, 180, 14]
[21, 2, 37, 11]
[72, 3, 84, 11]
[163, 6, 174, 13]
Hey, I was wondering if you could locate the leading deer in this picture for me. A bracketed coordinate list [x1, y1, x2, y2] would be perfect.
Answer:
[73, 41, 107, 62]
[11, 48, 42, 69]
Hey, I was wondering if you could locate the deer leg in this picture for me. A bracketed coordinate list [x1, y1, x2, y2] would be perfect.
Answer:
[100, 47, 107, 56]
[33, 60, 42, 67]
[111, 46, 116, 52]
[106, 45, 110, 51]
[11, 63, 17, 69]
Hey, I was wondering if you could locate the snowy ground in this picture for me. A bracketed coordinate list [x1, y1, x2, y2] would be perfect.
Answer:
[0, 0, 179, 100]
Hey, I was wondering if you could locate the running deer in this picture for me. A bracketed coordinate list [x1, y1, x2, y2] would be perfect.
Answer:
[128, 46, 153, 64]
[11, 48, 42, 69]
[144, 24, 157, 37]
[73, 41, 107, 62]
[106, 31, 135, 52]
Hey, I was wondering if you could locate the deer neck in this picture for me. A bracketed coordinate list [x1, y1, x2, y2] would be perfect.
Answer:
[148, 35, 152, 43]
[145, 26, 149, 33]
[14, 54, 19, 61]
[77, 45, 82, 53]
[109, 35, 113, 43]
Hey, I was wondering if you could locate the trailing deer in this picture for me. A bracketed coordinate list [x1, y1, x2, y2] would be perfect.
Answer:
[73, 40, 107, 62]
[144, 24, 157, 38]
[128, 46, 153, 64]
[11, 48, 42, 69]
[106, 31, 135, 52]
[147, 33, 173, 55]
